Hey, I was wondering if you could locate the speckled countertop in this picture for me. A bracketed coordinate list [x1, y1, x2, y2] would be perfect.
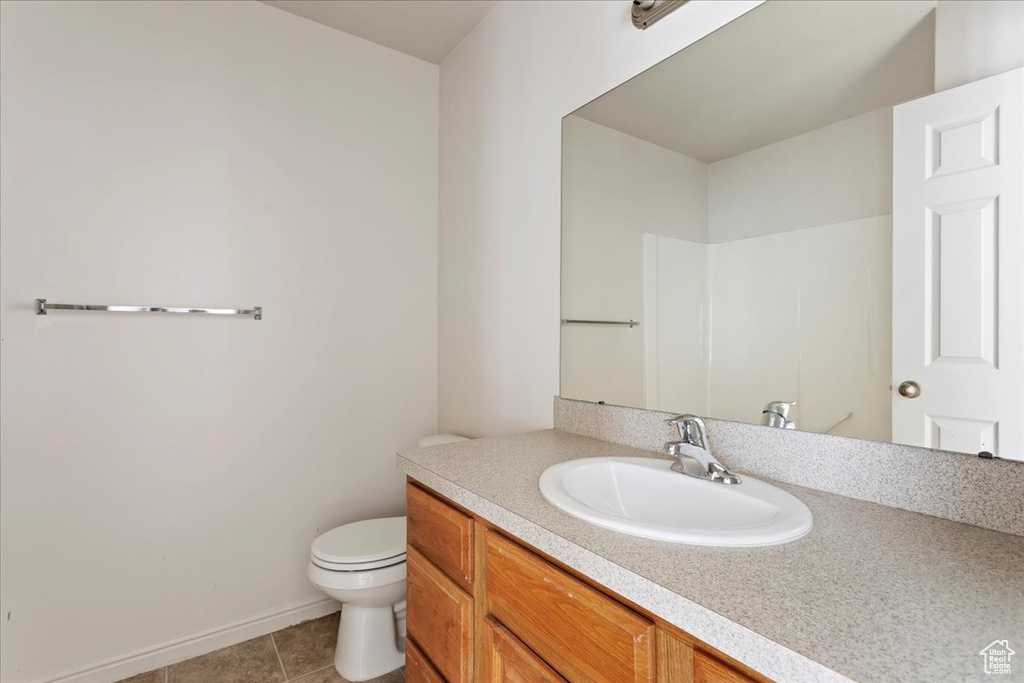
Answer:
[397, 429, 1024, 683]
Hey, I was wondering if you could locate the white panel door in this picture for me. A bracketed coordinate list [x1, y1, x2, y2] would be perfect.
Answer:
[892, 67, 1024, 460]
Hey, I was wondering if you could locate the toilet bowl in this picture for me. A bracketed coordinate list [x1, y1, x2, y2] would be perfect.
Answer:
[308, 434, 468, 681]
[307, 517, 408, 682]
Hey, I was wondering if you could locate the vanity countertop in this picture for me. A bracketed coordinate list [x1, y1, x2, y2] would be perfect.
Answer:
[397, 429, 1024, 683]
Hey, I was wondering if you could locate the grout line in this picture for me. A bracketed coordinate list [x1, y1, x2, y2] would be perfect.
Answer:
[164, 667, 169, 683]
[269, 632, 289, 681]
[291, 664, 336, 682]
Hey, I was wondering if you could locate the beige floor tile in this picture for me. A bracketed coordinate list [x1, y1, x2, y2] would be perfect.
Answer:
[272, 611, 340, 679]
[291, 666, 403, 683]
[115, 670, 165, 683]
[167, 635, 285, 683]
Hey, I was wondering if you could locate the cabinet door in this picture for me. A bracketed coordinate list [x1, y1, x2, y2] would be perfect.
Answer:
[482, 618, 566, 683]
[694, 651, 757, 683]
[405, 638, 445, 683]
[657, 628, 695, 683]
[407, 545, 473, 683]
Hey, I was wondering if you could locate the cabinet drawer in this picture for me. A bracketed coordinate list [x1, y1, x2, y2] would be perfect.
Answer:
[484, 532, 655, 683]
[694, 651, 757, 683]
[407, 546, 473, 683]
[482, 617, 566, 682]
[407, 482, 474, 590]
[405, 638, 445, 683]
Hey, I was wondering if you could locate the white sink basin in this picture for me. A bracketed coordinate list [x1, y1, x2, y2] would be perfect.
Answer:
[539, 456, 812, 547]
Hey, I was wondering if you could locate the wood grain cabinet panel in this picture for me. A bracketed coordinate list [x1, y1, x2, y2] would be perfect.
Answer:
[405, 638, 445, 683]
[481, 617, 566, 683]
[406, 546, 473, 683]
[657, 628, 695, 683]
[484, 531, 656, 683]
[694, 650, 757, 683]
[407, 483, 474, 590]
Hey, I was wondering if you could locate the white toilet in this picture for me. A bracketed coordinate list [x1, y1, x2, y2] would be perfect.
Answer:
[307, 434, 469, 682]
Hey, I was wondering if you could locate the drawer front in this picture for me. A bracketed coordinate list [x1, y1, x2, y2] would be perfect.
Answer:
[482, 617, 566, 683]
[407, 546, 473, 683]
[405, 638, 445, 683]
[694, 651, 758, 683]
[484, 532, 655, 683]
[407, 482, 474, 590]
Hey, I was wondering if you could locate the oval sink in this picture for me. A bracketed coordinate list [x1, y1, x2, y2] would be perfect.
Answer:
[539, 457, 812, 547]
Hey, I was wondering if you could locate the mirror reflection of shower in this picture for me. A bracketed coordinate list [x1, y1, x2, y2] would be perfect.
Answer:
[560, 0, 1024, 460]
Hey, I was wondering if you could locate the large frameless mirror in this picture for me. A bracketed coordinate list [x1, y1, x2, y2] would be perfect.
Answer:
[560, 0, 1023, 460]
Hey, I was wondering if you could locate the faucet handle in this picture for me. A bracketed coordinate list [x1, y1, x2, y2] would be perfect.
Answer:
[665, 416, 688, 443]
[665, 414, 707, 448]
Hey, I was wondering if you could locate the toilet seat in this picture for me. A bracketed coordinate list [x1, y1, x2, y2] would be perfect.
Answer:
[310, 552, 406, 572]
[311, 516, 406, 572]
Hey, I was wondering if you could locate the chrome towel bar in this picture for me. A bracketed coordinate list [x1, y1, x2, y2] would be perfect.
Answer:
[561, 319, 639, 328]
[36, 299, 262, 320]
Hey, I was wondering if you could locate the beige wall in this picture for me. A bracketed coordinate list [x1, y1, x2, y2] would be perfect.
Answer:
[935, 0, 1024, 91]
[707, 107, 894, 243]
[0, 2, 438, 681]
[438, 0, 762, 437]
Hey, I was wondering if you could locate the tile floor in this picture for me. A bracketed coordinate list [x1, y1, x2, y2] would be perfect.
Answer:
[117, 612, 404, 683]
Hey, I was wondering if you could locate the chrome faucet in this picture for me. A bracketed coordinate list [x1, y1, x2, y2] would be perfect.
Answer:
[761, 401, 796, 429]
[664, 415, 740, 485]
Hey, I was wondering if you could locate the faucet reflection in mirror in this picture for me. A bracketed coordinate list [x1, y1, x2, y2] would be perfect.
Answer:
[761, 401, 796, 429]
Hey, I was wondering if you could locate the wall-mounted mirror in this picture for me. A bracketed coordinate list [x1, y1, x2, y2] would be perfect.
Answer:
[560, 0, 1023, 460]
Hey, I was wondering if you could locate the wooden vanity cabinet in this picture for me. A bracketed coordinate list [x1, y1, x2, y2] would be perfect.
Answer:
[404, 481, 770, 683]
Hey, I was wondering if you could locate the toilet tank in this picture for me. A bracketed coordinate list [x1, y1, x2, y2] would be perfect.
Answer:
[416, 434, 470, 447]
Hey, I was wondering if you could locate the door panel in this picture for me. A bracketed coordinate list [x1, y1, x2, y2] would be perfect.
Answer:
[892, 67, 1024, 459]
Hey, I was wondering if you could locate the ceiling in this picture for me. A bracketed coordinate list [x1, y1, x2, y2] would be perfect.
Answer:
[262, 0, 498, 64]
[575, 0, 938, 163]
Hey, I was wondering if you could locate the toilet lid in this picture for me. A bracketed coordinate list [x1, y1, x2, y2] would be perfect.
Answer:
[311, 516, 406, 565]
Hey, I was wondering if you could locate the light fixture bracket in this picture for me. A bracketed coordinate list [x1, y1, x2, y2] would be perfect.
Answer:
[631, 0, 690, 30]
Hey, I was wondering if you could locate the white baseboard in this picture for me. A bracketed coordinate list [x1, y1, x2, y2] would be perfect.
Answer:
[23, 597, 341, 683]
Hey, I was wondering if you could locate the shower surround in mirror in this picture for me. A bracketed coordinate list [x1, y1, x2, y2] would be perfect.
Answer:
[560, 0, 1024, 460]
[562, 111, 893, 443]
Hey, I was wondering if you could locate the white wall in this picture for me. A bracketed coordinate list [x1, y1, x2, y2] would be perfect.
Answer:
[438, 0, 761, 436]
[705, 107, 894, 439]
[643, 234, 709, 415]
[561, 116, 706, 407]
[707, 217, 893, 441]
[707, 107, 893, 242]
[934, 0, 1024, 91]
[0, 3, 438, 682]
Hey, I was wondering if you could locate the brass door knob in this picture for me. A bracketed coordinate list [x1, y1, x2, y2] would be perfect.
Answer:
[898, 381, 921, 398]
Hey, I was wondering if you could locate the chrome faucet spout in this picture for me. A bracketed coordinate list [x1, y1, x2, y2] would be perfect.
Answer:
[761, 401, 796, 429]
[664, 415, 740, 484]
